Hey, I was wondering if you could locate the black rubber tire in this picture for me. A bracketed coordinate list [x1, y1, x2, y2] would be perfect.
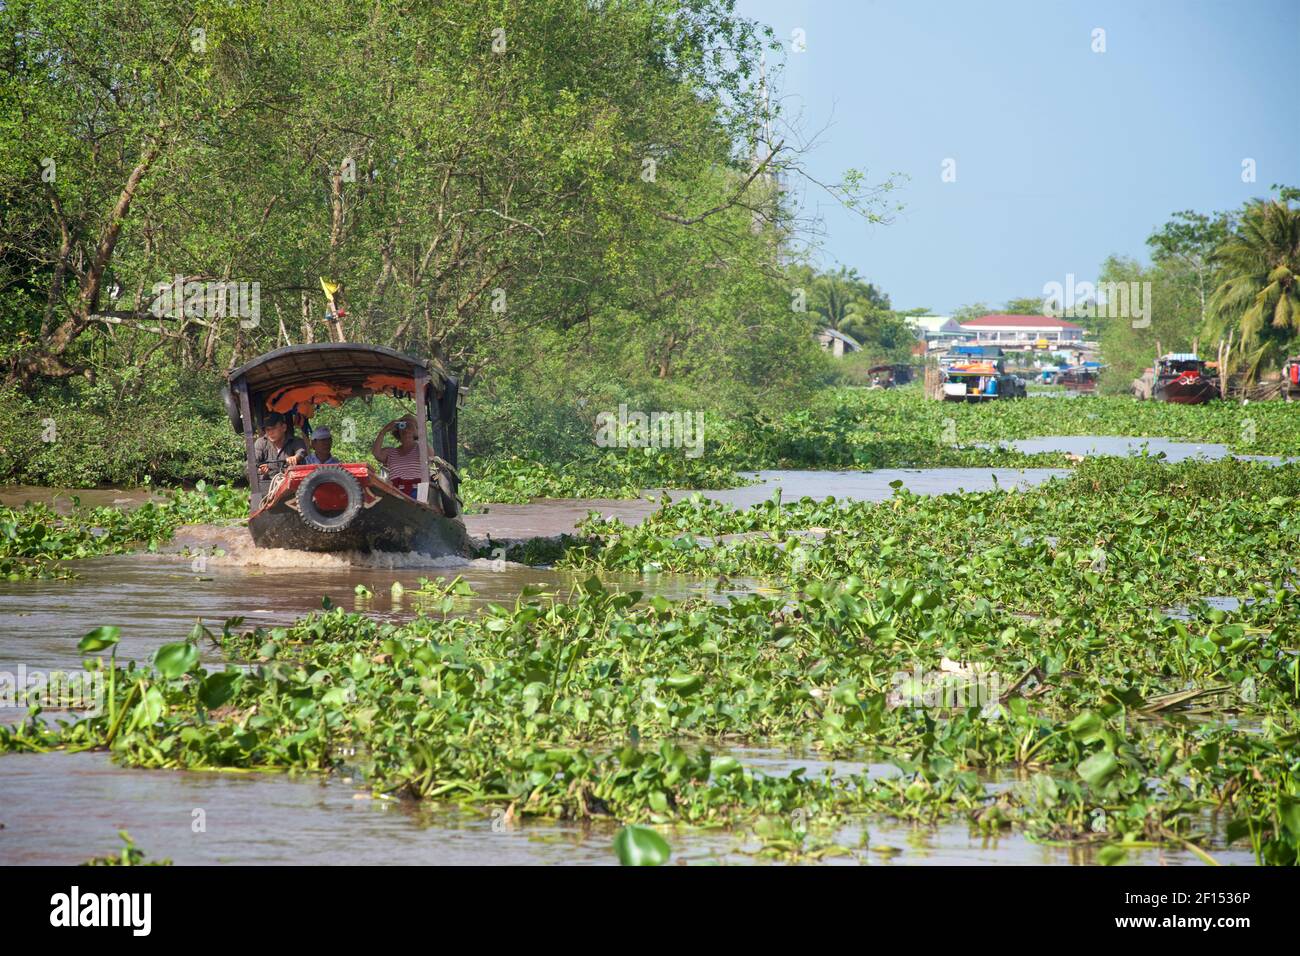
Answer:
[295, 466, 364, 533]
[220, 386, 244, 435]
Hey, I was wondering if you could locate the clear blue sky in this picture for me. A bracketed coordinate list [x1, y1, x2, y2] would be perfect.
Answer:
[736, 0, 1300, 314]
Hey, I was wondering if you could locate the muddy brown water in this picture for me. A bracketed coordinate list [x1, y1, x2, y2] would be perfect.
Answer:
[0, 748, 1255, 866]
[0, 465, 1248, 865]
[2, 468, 1071, 674]
[0, 485, 167, 513]
[0, 553, 756, 675]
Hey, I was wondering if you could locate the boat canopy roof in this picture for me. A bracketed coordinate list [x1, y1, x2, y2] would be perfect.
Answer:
[228, 343, 450, 398]
[1160, 352, 1202, 363]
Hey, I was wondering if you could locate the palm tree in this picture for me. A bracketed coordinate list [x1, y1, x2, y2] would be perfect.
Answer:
[1207, 199, 1300, 383]
[811, 266, 890, 332]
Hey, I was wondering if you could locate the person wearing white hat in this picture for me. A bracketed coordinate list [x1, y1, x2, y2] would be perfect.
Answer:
[305, 426, 339, 464]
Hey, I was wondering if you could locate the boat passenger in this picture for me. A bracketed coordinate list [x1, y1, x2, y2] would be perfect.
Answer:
[290, 410, 312, 443]
[305, 426, 339, 464]
[255, 412, 308, 478]
[372, 414, 424, 498]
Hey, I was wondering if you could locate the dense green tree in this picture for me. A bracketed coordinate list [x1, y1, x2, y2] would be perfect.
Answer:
[1095, 255, 1202, 392]
[1148, 210, 1233, 330]
[952, 302, 994, 324]
[785, 262, 909, 360]
[802, 265, 890, 334]
[1003, 297, 1049, 316]
[3, 0, 889, 389]
[1207, 198, 1300, 383]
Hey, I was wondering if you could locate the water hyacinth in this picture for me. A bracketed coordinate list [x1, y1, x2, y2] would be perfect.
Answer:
[5, 466, 1299, 864]
[4, 392, 1300, 863]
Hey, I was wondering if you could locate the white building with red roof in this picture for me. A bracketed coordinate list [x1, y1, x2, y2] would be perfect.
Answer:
[958, 314, 1084, 346]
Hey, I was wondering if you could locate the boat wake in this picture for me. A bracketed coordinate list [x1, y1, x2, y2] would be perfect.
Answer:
[166, 523, 479, 570]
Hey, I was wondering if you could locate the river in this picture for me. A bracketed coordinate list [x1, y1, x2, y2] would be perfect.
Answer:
[0, 458, 1255, 865]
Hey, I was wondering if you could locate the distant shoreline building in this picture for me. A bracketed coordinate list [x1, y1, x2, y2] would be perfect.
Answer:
[959, 314, 1084, 347]
[905, 314, 965, 349]
[816, 327, 861, 357]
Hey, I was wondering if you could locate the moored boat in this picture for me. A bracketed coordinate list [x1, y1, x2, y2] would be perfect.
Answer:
[1283, 356, 1300, 401]
[1058, 361, 1103, 392]
[1151, 353, 1218, 404]
[867, 363, 915, 388]
[940, 348, 1025, 401]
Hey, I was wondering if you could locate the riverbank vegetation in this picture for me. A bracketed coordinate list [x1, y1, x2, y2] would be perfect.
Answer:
[6, 382, 1300, 578]
[0, 0, 897, 463]
[6, 382, 1299, 495]
[0, 0, 906, 499]
[0, 482, 242, 579]
[1097, 189, 1300, 393]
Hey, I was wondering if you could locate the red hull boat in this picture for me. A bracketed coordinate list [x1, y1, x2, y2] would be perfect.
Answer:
[1153, 375, 1218, 404]
[225, 343, 470, 557]
[250, 462, 469, 554]
[1151, 354, 1218, 405]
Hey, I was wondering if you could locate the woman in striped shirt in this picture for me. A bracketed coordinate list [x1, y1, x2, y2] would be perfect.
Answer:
[372, 414, 425, 497]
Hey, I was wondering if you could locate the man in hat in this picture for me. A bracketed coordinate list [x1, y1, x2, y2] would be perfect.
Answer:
[254, 412, 308, 478]
[305, 426, 340, 465]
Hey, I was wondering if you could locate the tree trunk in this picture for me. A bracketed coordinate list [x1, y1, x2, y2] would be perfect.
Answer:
[18, 130, 165, 382]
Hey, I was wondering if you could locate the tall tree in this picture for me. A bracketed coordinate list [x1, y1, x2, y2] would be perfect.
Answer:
[4, 0, 893, 388]
[1148, 210, 1232, 329]
[1207, 198, 1300, 383]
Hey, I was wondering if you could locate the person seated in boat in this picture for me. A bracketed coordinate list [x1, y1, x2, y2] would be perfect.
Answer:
[305, 426, 340, 464]
[255, 412, 308, 480]
[372, 414, 424, 498]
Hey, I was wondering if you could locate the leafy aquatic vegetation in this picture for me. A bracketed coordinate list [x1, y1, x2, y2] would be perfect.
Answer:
[82, 830, 172, 866]
[11, 386, 1295, 523]
[818, 386, 1300, 458]
[561, 458, 1300, 607]
[614, 824, 672, 866]
[0, 482, 246, 579]
[5, 457, 1299, 864]
[459, 451, 747, 505]
[9, 384, 1300, 515]
[5, 408, 1300, 863]
[460, 385, 1300, 503]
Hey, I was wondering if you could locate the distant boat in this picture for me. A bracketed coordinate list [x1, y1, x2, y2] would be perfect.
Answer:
[1284, 356, 1300, 401]
[1058, 361, 1104, 392]
[867, 363, 915, 388]
[1151, 353, 1218, 404]
[940, 348, 1025, 401]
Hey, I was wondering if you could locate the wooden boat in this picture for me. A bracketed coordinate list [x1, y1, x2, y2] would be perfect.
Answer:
[867, 363, 915, 388]
[224, 343, 470, 556]
[940, 349, 1026, 401]
[1283, 356, 1300, 402]
[1057, 361, 1103, 392]
[1151, 353, 1218, 405]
